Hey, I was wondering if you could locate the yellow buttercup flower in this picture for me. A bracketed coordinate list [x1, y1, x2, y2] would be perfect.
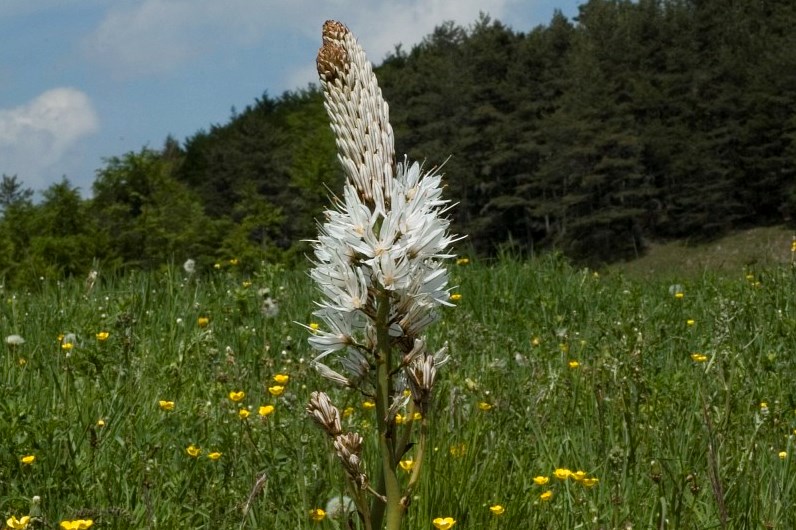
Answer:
[449, 443, 467, 458]
[60, 520, 93, 530]
[362, 400, 375, 410]
[258, 405, 275, 417]
[553, 468, 572, 480]
[309, 322, 320, 331]
[395, 413, 406, 425]
[207, 451, 222, 461]
[691, 353, 707, 362]
[432, 517, 456, 529]
[6, 515, 31, 529]
[309, 508, 326, 522]
[61, 342, 74, 351]
[228, 390, 245, 402]
[159, 400, 175, 411]
[568, 360, 580, 369]
[343, 406, 354, 417]
[572, 470, 587, 481]
[779, 451, 788, 460]
[399, 459, 414, 472]
[96, 331, 109, 341]
[456, 257, 469, 265]
[489, 505, 505, 516]
[197, 316, 210, 328]
[478, 402, 492, 411]
[449, 293, 462, 302]
[686, 319, 695, 326]
[20, 454, 35, 465]
[96, 419, 106, 427]
[581, 477, 599, 487]
[540, 490, 553, 501]
[413, 412, 422, 421]
[674, 292, 684, 299]
[186, 444, 201, 457]
[533, 475, 550, 485]
[238, 409, 250, 419]
[268, 385, 285, 397]
[273, 374, 290, 385]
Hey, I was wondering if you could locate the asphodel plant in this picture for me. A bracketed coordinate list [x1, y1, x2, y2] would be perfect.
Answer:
[305, 20, 459, 530]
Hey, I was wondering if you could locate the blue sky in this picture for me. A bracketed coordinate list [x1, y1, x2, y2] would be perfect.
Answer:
[0, 0, 581, 196]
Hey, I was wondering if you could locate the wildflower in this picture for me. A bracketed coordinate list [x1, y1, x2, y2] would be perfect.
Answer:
[342, 406, 354, 417]
[198, 317, 210, 328]
[432, 517, 456, 529]
[450, 293, 462, 302]
[686, 319, 695, 326]
[6, 515, 31, 529]
[553, 468, 572, 480]
[478, 402, 493, 411]
[261, 297, 280, 318]
[18, 357, 26, 366]
[214, 263, 221, 269]
[668, 284, 684, 296]
[456, 258, 469, 265]
[413, 412, 422, 421]
[581, 477, 599, 487]
[96, 331, 109, 341]
[533, 475, 550, 485]
[395, 413, 406, 425]
[572, 470, 587, 481]
[309, 508, 326, 522]
[540, 490, 553, 501]
[6, 334, 25, 346]
[238, 409, 251, 419]
[228, 390, 245, 402]
[309, 322, 320, 331]
[399, 459, 414, 472]
[449, 443, 467, 458]
[268, 385, 285, 397]
[489, 505, 505, 516]
[207, 451, 222, 461]
[779, 451, 788, 460]
[362, 400, 375, 410]
[308, 20, 457, 391]
[183, 258, 196, 274]
[96, 419, 106, 428]
[186, 444, 201, 457]
[258, 405, 275, 417]
[242, 280, 252, 288]
[568, 360, 580, 369]
[59, 520, 93, 530]
[273, 374, 290, 385]
[159, 400, 175, 411]
[229, 258, 239, 266]
[531, 336, 541, 346]
[61, 342, 74, 351]
[325, 496, 355, 518]
[20, 455, 35, 465]
[691, 353, 707, 362]
[674, 292, 684, 299]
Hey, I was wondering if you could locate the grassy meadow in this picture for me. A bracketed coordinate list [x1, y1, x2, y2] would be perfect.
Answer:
[2, 250, 796, 529]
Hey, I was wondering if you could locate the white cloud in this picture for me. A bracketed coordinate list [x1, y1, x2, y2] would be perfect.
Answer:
[81, 0, 519, 80]
[0, 88, 99, 190]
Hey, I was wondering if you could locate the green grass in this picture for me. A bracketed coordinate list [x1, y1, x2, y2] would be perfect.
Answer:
[612, 225, 794, 279]
[2, 254, 796, 528]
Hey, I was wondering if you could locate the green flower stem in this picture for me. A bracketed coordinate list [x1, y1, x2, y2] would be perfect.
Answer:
[371, 289, 403, 530]
[403, 416, 427, 501]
